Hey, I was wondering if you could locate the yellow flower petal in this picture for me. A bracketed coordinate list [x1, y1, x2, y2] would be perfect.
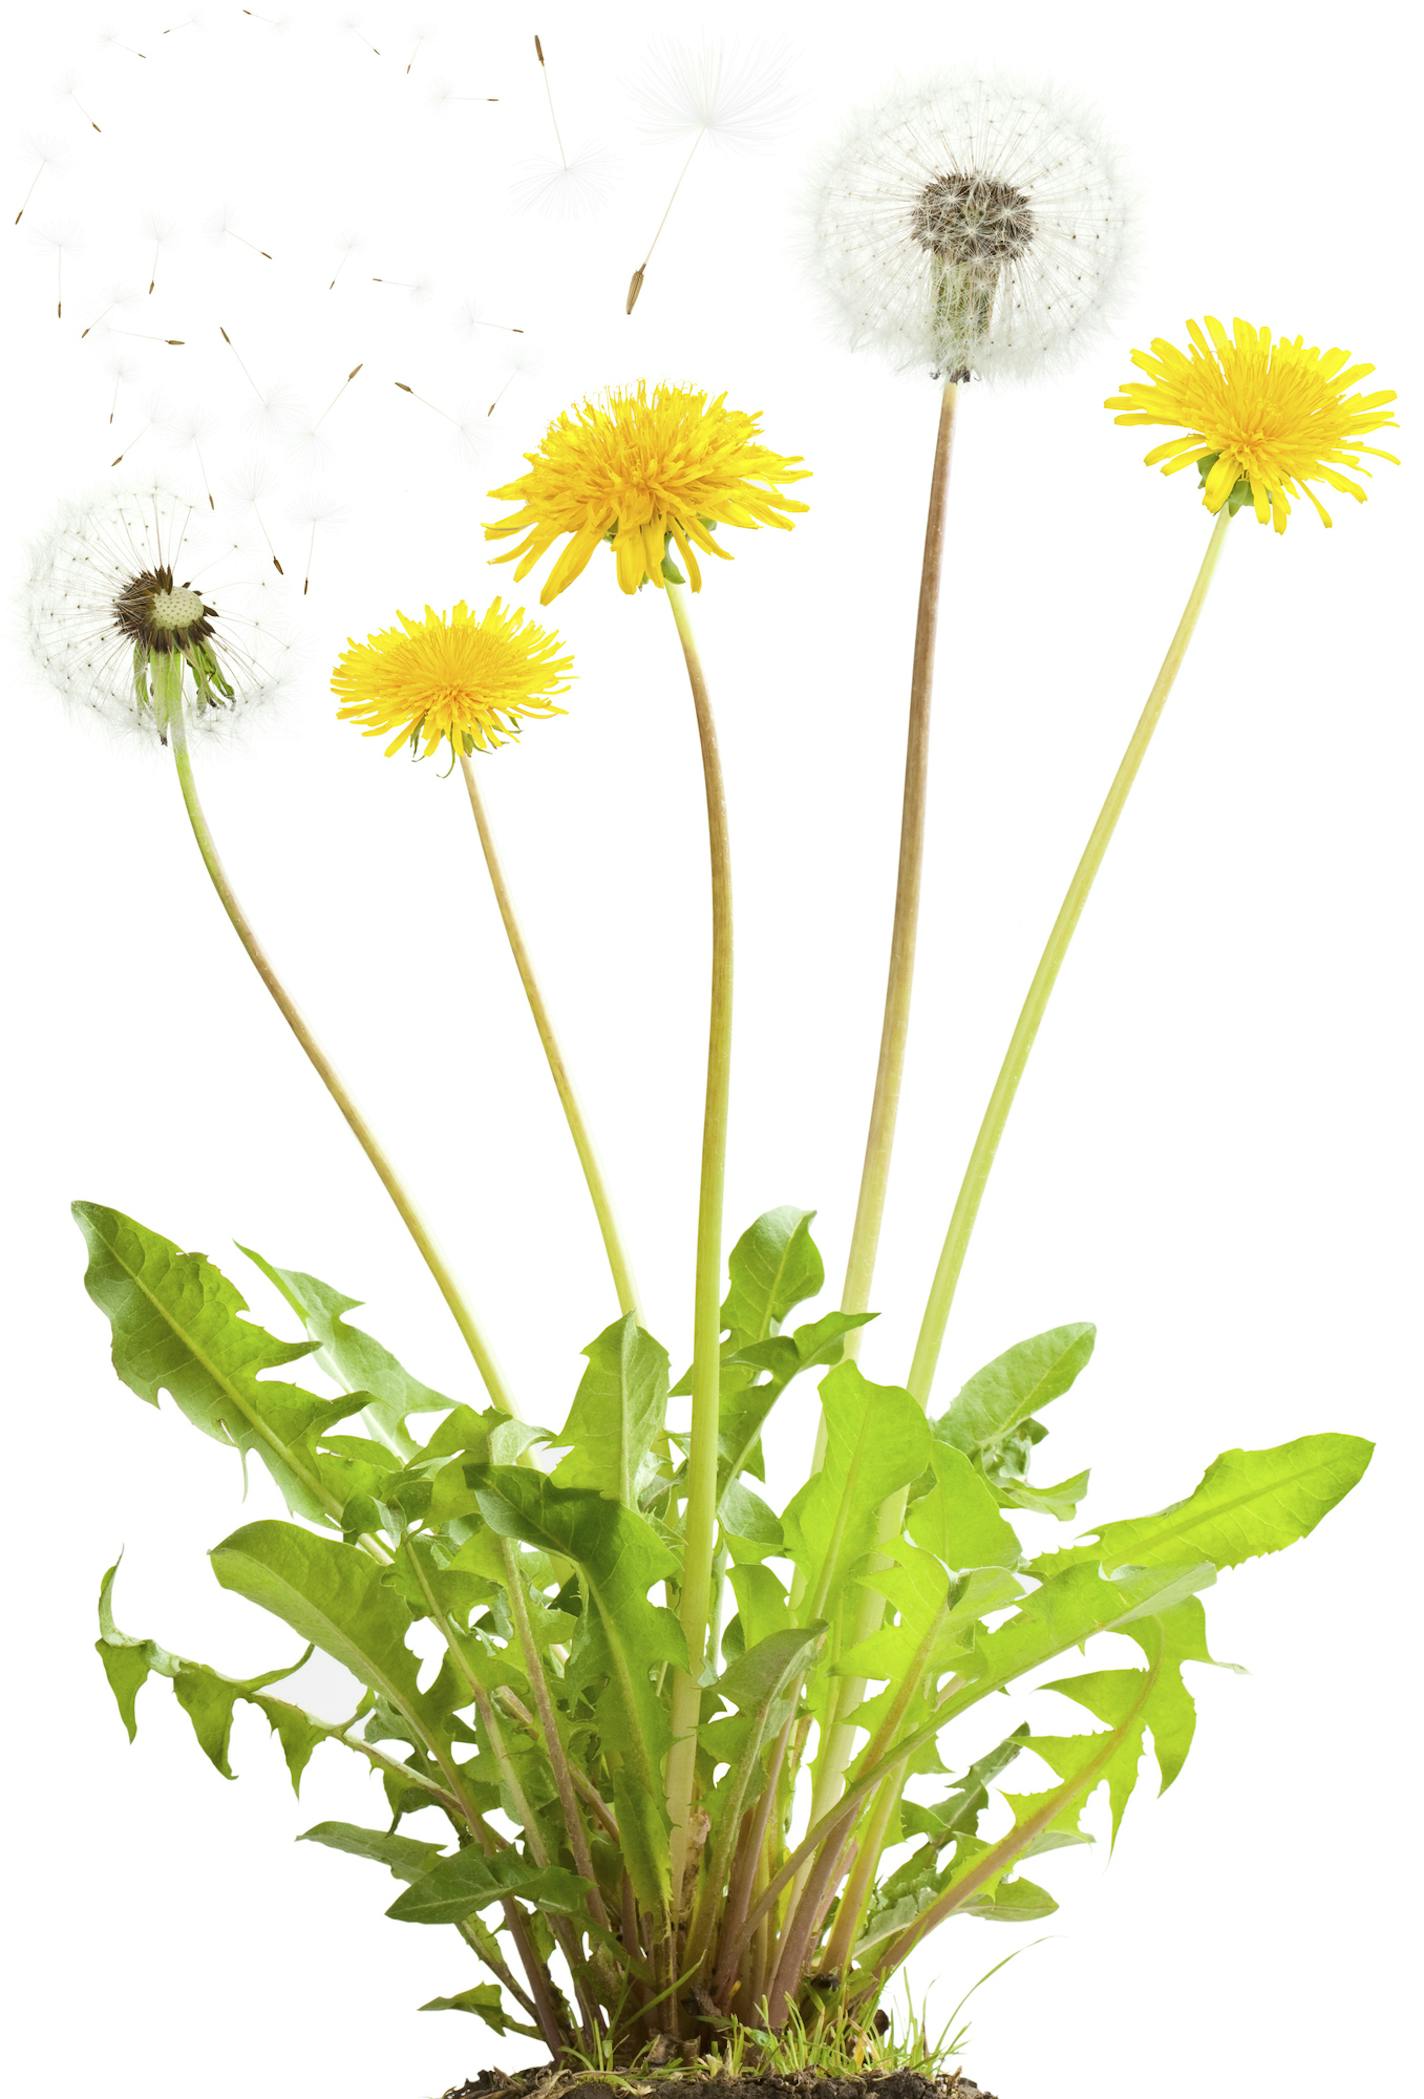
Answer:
[1106, 316, 1400, 533]
[332, 600, 573, 763]
[485, 383, 808, 602]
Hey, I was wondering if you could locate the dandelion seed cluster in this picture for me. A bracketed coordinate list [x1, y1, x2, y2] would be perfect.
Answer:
[28, 489, 289, 742]
[1107, 317, 1400, 532]
[332, 600, 573, 760]
[813, 76, 1131, 381]
[486, 383, 809, 601]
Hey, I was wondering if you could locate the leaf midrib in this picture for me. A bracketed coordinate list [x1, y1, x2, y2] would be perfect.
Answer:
[1094, 1443, 1358, 1571]
[95, 1212, 337, 1522]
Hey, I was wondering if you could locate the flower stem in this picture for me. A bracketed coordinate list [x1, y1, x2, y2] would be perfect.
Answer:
[662, 579, 734, 1910]
[168, 705, 515, 1416]
[800, 506, 1233, 1861]
[908, 504, 1234, 1405]
[459, 752, 640, 1320]
[839, 377, 961, 1343]
[795, 378, 958, 1561]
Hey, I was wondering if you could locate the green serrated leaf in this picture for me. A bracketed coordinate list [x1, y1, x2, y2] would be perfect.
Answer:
[552, 1315, 669, 1505]
[1036, 1434, 1374, 1580]
[783, 1362, 933, 1620]
[722, 1207, 823, 1344]
[211, 1520, 441, 1741]
[75, 1204, 366, 1525]
[240, 1247, 454, 1456]
[937, 1324, 1096, 1460]
[907, 1444, 1022, 1571]
[97, 1559, 316, 1785]
[420, 1985, 537, 2035]
[472, 1467, 681, 1912]
[299, 1820, 447, 1882]
[387, 1847, 588, 1925]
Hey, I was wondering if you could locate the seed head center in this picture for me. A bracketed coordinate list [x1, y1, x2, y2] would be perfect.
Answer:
[150, 585, 207, 632]
[911, 170, 1036, 266]
[113, 564, 217, 652]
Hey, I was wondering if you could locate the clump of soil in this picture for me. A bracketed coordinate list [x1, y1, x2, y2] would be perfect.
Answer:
[441, 2070, 997, 2099]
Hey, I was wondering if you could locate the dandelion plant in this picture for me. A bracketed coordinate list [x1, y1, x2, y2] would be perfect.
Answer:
[42, 207, 1394, 2099]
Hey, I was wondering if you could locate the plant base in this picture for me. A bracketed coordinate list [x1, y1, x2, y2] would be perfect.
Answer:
[439, 2070, 998, 2099]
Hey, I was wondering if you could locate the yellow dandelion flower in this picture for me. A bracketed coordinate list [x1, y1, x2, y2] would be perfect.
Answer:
[1106, 317, 1399, 533]
[332, 599, 572, 760]
[485, 382, 810, 602]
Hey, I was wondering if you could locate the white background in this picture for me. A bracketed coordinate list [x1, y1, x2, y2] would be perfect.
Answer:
[2, 2, 1419, 2095]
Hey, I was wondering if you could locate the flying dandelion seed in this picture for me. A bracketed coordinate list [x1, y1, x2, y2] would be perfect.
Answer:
[370, 274, 433, 302]
[68, 90, 103, 134]
[483, 337, 541, 421]
[106, 328, 186, 346]
[28, 487, 289, 742]
[512, 32, 617, 217]
[100, 29, 148, 59]
[455, 301, 525, 337]
[326, 234, 359, 291]
[404, 28, 429, 75]
[393, 379, 468, 428]
[80, 286, 129, 338]
[429, 80, 500, 114]
[192, 435, 216, 509]
[534, 31, 569, 171]
[296, 497, 343, 596]
[161, 16, 198, 34]
[111, 420, 152, 469]
[218, 210, 273, 261]
[624, 38, 792, 312]
[248, 495, 284, 575]
[42, 229, 75, 320]
[314, 361, 364, 428]
[14, 154, 54, 226]
[343, 19, 381, 56]
[218, 324, 267, 405]
[105, 352, 135, 424]
[144, 220, 173, 296]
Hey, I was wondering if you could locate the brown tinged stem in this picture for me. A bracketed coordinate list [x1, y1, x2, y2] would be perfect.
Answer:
[500, 1548, 615, 1935]
[167, 705, 515, 1416]
[789, 377, 959, 1626]
[838, 376, 961, 1348]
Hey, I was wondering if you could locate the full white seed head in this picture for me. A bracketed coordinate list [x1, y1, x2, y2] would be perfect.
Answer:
[26, 486, 291, 746]
[811, 75, 1133, 382]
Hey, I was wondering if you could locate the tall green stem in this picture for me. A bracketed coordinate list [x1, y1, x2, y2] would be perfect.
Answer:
[788, 380, 959, 1821]
[908, 505, 1233, 1405]
[839, 378, 960, 1341]
[662, 580, 734, 1908]
[459, 752, 640, 1319]
[167, 704, 515, 1416]
[803, 508, 1234, 1863]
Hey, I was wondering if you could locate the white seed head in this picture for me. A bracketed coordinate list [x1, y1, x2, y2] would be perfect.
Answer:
[811, 75, 1132, 382]
[27, 487, 291, 746]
